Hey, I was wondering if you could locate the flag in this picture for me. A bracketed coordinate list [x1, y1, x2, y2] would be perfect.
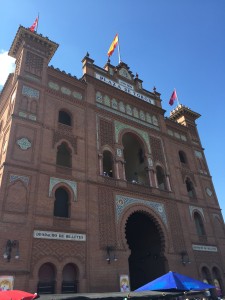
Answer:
[169, 89, 177, 106]
[30, 17, 39, 32]
[107, 34, 119, 57]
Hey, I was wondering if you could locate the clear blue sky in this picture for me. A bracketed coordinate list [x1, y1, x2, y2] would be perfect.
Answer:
[1, 1, 225, 219]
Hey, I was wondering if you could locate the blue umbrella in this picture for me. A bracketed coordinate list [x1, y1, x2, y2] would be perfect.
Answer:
[135, 271, 215, 292]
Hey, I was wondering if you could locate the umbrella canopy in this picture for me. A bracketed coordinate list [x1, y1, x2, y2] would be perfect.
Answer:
[0, 290, 39, 300]
[135, 271, 215, 292]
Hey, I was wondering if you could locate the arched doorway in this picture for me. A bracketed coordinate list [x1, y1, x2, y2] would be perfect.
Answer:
[37, 262, 56, 294]
[62, 263, 79, 293]
[125, 211, 166, 291]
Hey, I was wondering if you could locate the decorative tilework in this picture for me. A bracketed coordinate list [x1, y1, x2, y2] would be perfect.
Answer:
[119, 101, 125, 112]
[96, 92, 103, 103]
[195, 150, 203, 158]
[96, 104, 159, 132]
[140, 110, 145, 121]
[152, 116, 159, 126]
[10, 174, 29, 185]
[48, 81, 59, 91]
[104, 95, 110, 106]
[126, 105, 132, 115]
[48, 81, 83, 100]
[16, 137, 31, 150]
[133, 107, 139, 118]
[28, 114, 37, 121]
[115, 121, 151, 153]
[115, 195, 167, 226]
[112, 99, 118, 110]
[22, 85, 39, 99]
[61, 86, 71, 96]
[167, 129, 187, 142]
[72, 91, 82, 100]
[19, 111, 27, 118]
[49, 177, 77, 200]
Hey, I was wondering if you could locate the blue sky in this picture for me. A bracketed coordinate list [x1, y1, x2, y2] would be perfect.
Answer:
[1, 1, 225, 219]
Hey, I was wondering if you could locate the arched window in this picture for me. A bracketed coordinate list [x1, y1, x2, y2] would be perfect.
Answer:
[58, 110, 72, 126]
[179, 150, 187, 164]
[156, 166, 167, 190]
[185, 177, 196, 198]
[56, 142, 72, 168]
[54, 187, 69, 218]
[194, 212, 206, 236]
[122, 132, 149, 185]
[102, 150, 114, 177]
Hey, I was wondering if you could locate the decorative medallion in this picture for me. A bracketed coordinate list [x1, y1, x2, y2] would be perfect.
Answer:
[206, 187, 213, 197]
[16, 138, 31, 150]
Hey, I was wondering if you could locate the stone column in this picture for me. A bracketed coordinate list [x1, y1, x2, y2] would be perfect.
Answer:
[98, 153, 103, 175]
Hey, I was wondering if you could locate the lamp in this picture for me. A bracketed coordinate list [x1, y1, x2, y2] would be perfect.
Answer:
[3, 240, 19, 262]
[106, 246, 117, 264]
[181, 251, 191, 265]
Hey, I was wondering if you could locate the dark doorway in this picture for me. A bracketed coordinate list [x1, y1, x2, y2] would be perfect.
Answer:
[125, 212, 166, 291]
[62, 263, 79, 293]
[37, 263, 56, 294]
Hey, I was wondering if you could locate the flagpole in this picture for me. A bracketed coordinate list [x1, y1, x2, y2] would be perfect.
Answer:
[175, 88, 181, 106]
[36, 13, 39, 33]
[117, 35, 121, 64]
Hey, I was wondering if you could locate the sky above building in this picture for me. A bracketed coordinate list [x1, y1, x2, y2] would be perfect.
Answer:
[1, 0, 225, 219]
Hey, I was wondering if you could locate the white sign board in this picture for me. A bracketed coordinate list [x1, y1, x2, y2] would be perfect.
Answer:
[33, 230, 86, 241]
[95, 73, 155, 105]
[192, 244, 218, 252]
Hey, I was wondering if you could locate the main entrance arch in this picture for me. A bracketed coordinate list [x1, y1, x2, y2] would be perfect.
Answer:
[125, 211, 166, 290]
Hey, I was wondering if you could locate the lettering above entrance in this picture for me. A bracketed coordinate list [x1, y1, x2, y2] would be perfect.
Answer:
[115, 195, 168, 227]
[95, 73, 155, 105]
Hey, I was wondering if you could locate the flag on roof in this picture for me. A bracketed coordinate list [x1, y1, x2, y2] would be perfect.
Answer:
[169, 89, 178, 106]
[107, 34, 119, 57]
[30, 16, 39, 32]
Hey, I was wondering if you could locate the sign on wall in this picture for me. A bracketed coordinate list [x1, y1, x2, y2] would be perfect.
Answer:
[0, 276, 14, 291]
[33, 230, 86, 241]
[120, 275, 130, 292]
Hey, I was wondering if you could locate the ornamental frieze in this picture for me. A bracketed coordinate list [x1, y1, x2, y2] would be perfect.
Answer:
[48, 81, 83, 100]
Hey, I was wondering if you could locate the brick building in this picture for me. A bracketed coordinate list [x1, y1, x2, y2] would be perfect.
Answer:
[0, 26, 224, 295]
